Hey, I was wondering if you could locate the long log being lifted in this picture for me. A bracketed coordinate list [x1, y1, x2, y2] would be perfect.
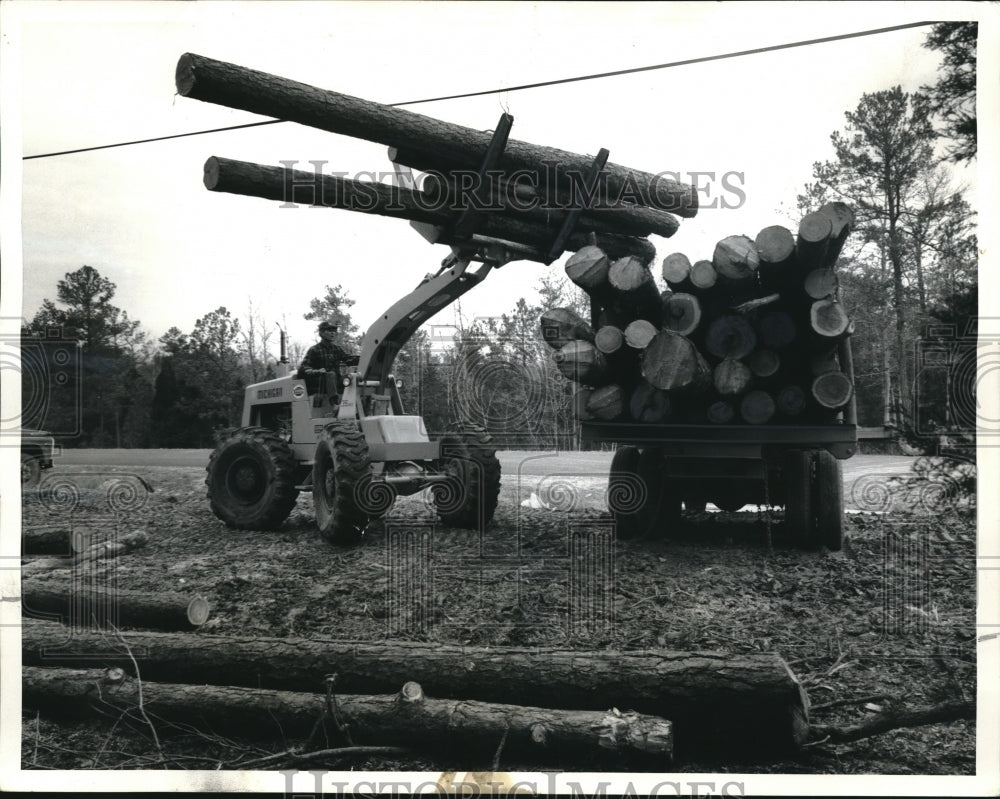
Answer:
[23, 668, 673, 765]
[176, 53, 698, 217]
[21, 620, 810, 756]
[21, 581, 209, 631]
[204, 157, 655, 263]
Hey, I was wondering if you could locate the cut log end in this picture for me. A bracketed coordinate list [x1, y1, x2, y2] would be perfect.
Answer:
[690, 260, 718, 291]
[400, 680, 425, 704]
[810, 300, 851, 339]
[740, 390, 776, 425]
[187, 596, 211, 627]
[624, 319, 659, 350]
[748, 349, 780, 378]
[713, 359, 752, 397]
[755, 225, 795, 265]
[595, 326, 625, 355]
[565, 246, 610, 289]
[661, 252, 692, 285]
[713, 235, 760, 282]
[812, 371, 853, 409]
[662, 293, 702, 336]
[804, 268, 839, 300]
[705, 315, 757, 360]
[174, 53, 198, 96]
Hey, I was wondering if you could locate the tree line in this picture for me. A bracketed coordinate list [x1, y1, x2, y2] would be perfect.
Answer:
[20, 24, 977, 451]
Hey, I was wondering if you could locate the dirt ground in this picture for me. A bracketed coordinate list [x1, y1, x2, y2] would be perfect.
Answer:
[19, 456, 977, 775]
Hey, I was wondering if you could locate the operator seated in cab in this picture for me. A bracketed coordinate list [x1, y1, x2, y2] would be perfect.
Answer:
[296, 321, 360, 401]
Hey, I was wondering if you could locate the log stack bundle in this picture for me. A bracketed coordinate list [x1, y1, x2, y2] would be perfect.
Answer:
[176, 53, 700, 265]
[545, 204, 856, 425]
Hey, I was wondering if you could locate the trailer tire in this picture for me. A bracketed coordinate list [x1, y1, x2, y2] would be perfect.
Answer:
[206, 427, 299, 530]
[814, 450, 844, 551]
[433, 425, 501, 530]
[783, 449, 815, 549]
[313, 422, 371, 545]
[608, 445, 641, 539]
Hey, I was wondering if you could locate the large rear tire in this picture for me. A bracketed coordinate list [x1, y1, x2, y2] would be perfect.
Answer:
[313, 422, 371, 545]
[206, 427, 299, 530]
[433, 425, 501, 529]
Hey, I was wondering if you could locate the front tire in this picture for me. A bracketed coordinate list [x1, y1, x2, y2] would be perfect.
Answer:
[206, 427, 299, 530]
[433, 425, 501, 529]
[313, 422, 371, 545]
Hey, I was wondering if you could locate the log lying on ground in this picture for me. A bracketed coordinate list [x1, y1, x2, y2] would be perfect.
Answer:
[540, 308, 594, 349]
[177, 53, 698, 217]
[22, 526, 74, 556]
[21, 532, 149, 575]
[22, 668, 673, 765]
[21, 582, 209, 631]
[22, 620, 810, 756]
[204, 157, 655, 263]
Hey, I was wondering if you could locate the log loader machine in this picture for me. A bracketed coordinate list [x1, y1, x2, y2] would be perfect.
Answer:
[204, 113, 606, 545]
[204, 243, 505, 545]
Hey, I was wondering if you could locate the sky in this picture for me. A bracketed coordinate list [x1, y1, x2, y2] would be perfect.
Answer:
[3, 1, 995, 358]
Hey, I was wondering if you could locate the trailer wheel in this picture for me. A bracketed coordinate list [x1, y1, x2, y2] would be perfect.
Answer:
[783, 449, 815, 549]
[433, 425, 501, 529]
[814, 450, 844, 551]
[206, 427, 299, 530]
[608, 445, 641, 539]
[639, 449, 682, 539]
[684, 498, 707, 514]
[313, 422, 371, 545]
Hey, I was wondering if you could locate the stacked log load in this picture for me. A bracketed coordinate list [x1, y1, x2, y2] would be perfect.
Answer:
[542, 203, 855, 425]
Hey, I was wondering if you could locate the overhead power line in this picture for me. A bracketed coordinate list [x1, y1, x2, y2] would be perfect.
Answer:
[23, 20, 935, 161]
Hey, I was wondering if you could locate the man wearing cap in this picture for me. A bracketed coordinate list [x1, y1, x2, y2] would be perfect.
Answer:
[297, 322, 360, 397]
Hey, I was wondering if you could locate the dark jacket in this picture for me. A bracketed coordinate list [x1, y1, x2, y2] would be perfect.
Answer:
[296, 341, 357, 388]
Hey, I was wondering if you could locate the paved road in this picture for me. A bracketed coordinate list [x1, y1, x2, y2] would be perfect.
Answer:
[56, 447, 916, 483]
